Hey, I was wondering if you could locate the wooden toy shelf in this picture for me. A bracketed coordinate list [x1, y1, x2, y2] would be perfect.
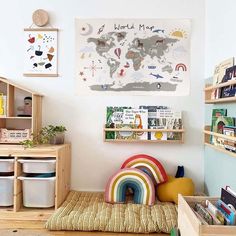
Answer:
[205, 80, 236, 104]
[0, 77, 43, 144]
[103, 127, 185, 143]
[204, 125, 236, 158]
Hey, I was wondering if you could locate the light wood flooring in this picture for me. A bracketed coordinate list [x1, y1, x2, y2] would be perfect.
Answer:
[0, 230, 167, 236]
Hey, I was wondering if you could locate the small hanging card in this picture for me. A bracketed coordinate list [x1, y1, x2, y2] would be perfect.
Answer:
[23, 28, 58, 77]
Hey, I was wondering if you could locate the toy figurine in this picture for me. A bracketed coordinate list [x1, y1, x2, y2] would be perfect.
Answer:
[17, 97, 32, 117]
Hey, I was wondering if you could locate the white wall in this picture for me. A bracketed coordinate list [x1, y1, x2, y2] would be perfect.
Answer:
[0, 0, 205, 192]
[205, 0, 236, 196]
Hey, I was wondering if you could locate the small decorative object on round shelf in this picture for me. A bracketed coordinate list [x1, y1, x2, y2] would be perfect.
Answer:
[17, 96, 32, 117]
[32, 9, 49, 27]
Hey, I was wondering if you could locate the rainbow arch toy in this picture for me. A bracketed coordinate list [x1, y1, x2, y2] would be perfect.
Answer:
[105, 168, 155, 205]
[121, 154, 168, 185]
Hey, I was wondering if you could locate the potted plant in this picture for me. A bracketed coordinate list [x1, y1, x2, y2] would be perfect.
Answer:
[40, 125, 67, 145]
[20, 125, 67, 148]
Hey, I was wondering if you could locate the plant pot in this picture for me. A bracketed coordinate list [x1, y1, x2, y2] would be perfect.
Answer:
[49, 132, 65, 145]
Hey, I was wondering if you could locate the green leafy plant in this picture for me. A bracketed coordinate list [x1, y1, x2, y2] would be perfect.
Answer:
[20, 125, 67, 148]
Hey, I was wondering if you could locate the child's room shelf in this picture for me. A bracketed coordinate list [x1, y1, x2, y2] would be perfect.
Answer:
[0, 77, 43, 144]
[104, 127, 185, 143]
[204, 125, 236, 158]
[0, 144, 71, 212]
[205, 97, 236, 104]
[205, 81, 236, 104]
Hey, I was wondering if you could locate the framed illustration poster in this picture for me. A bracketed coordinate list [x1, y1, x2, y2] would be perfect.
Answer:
[75, 18, 191, 96]
[23, 28, 58, 77]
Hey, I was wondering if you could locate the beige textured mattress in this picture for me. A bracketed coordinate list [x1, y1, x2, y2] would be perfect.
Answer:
[46, 191, 177, 233]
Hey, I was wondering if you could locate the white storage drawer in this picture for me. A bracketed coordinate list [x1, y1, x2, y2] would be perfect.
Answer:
[18, 158, 56, 173]
[0, 158, 14, 173]
[0, 176, 14, 206]
[18, 176, 56, 208]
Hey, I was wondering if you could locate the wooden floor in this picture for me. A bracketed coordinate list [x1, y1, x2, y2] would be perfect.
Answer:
[0, 230, 167, 236]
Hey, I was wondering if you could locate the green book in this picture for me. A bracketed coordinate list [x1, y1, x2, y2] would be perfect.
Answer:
[211, 116, 235, 146]
[106, 106, 131, 139]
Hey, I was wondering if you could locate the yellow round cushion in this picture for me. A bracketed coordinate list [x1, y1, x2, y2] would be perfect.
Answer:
[157, 175, 195, 204]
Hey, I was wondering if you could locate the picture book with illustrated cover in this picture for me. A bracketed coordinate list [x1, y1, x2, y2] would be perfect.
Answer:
[139, 106, 169, 140]
[213, 57, 234, 85]
[0, 95, 7, 118]
[150, 127, 167, 141]
[211, 116, 235, 146]
[155, 109, 182, 140]
[123, 109, 148, 140]
[210, 109, 227, 143]
[221, 66, 236, 98]
[223, 126, 236, 153]
[115, 124, 137, 140]
[106, 106, 131, 139]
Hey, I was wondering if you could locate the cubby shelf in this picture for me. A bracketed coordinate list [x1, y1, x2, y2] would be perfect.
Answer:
[103, 127, 185, 143]
[0, 77, 43, 144]
[205, 81, 236, 104]
[204, 126, 236, 158]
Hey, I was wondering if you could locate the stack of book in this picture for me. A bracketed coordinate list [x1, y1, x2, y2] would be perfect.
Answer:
[192, 186, 236, 225]
[106, 106, 183, 141]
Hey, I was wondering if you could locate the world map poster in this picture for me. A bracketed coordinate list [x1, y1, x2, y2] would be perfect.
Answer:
[75, 19, 191, 95]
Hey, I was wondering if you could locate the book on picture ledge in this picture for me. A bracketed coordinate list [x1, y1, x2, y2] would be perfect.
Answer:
[210, 109, 227, 143]
[223, 126, 236, 153]
[211, 116, 235, 146]
[139, 106, 169, 140]
[123, 108, 148, 140]
[105, 106, 131, 140]
[115, 124, 137, 140]
[220, 66, 236, 98]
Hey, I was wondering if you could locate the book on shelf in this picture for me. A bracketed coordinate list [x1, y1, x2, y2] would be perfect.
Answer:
[156, 109, 182, 140]
[216, 199, 236, 225]
[220, 66, 236, 98]
[0, 94, 7, 117]
[211, 116, 235, 146]
[213, 57, 234, 85]
[223, 126, 236, 153]
[221, 187, 236, 210]
[105, 106, 131, 140]
[210, 109, 227, 144]
[115, 124, 137, 140]
[139, 105, 169, 140]
[123, 109, 148, 140]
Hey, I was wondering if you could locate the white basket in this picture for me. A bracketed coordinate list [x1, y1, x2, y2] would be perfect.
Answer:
[0, 176, 14, 206]
[0, 158, 14, 172]
[18, 176, 55, 208]
[18, 158, 56, 173]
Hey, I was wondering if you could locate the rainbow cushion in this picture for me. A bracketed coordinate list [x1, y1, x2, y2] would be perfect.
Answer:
[105, 168, 155, 206]
[121, 154, 168, 185]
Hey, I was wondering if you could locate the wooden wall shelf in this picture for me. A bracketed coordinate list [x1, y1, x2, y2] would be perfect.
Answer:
[205, 81, 236, 104]
[204, 126, 236, 158]
[104, 127, 184, 143]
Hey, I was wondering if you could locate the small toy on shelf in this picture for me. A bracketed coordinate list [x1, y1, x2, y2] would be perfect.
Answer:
[17, 96, 32, 117]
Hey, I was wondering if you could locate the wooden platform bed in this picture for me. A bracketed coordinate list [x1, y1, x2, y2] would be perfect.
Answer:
[0, 191, 176, 235]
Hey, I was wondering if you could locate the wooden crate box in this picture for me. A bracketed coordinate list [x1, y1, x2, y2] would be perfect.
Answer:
[178, 194, 236, 236]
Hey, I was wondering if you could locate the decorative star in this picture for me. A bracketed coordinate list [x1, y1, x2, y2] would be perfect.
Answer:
[79, 71, 84, 76]
[83, 78, 87, 81]
[82, 27, 86, 31]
